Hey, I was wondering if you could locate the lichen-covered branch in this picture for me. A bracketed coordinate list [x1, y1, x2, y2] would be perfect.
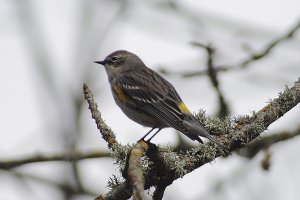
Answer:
[95, 182, 132, 200]
[83, 83, 120, 150]
[125, 141, 149, 200]
[173, 79, 300, 176]
[146, 143, 175, 200]
[99, 78, 300, 198]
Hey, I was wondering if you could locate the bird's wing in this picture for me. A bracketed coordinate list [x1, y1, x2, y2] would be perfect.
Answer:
[117, 70, 186, 131]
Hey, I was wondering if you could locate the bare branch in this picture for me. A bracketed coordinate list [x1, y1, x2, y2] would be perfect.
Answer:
[191, 42, 230, 117]
[219, 19, 300, 71]
[239, 126, 300, 158]
[0, 151, 110, 169]
[160, 19, 300, 77]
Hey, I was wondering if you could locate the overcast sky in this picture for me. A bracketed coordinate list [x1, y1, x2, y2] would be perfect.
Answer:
[0, 1, 299, 199]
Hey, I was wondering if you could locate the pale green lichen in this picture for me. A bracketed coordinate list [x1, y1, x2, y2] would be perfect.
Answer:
[110, 143, 131, 166]
[194, 110, 232, 135]
[107, 174, 123, 189]
[161, 152, 187, 178]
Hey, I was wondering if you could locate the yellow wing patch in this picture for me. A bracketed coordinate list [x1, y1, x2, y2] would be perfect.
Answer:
[178, 102, 192, 114]
[113, 85, 127, 102]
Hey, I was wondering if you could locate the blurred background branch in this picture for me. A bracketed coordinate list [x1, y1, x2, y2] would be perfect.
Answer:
[159, 19, 300, 78]
[0, 150, 110, 170]
[191, 42, 230, 118]
[238, 126, 300, 158]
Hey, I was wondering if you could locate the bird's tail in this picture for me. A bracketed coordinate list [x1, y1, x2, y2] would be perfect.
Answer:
[182, 118, 229, 151]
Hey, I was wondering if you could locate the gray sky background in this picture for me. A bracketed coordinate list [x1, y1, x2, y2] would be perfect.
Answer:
[0, 0, 300, 199]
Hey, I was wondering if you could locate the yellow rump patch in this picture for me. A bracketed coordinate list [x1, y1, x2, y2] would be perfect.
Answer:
[178, 102, 192, 114]
[113, 85, 127, 102]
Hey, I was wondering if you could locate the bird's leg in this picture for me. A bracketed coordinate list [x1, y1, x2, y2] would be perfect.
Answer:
[146, 128, 161, 142]
[139, 127, 156, 141]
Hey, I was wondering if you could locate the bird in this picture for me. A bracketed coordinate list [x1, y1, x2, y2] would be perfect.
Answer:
[95, 50, 228, 150]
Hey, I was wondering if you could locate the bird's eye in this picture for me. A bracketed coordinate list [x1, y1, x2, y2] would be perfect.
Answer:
[111, 56, 118, 61]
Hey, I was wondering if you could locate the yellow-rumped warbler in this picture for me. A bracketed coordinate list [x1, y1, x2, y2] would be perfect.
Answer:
[95, 50, 227, 150]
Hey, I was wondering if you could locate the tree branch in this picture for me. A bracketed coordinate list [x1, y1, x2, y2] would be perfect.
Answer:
[191, 42, 230, 117]
[238, 126, 300, 158]
[0, 150, 110, 169]
[146, 143, 175, 200]
[83, 83, 120, 150]
[232, 19, 300, 69]
[95, 182, 132, 200]
[159, 19, 300, 78]
[97, 78, 300, 199]
[125, 140, 148, 200]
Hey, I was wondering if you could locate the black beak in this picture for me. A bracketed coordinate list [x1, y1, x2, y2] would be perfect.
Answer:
[94, 60, 107, 65]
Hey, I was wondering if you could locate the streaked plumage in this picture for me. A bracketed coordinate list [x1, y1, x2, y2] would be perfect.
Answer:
[95, 50, 227, 150]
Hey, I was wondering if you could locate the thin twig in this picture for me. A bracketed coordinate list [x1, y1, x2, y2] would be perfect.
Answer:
[238, 127, 300, 158]
[234, 19, 300, 69]
[191, 42, 230, 118]
[0, 151, 110, 169]
[160, 19, 300, 78]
